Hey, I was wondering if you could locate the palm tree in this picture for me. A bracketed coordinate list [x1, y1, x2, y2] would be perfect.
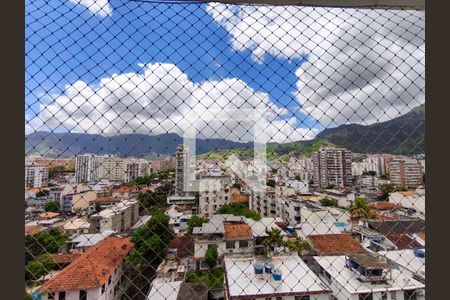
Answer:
[349, 197, 372, 219]
[263, 228, 285, 255]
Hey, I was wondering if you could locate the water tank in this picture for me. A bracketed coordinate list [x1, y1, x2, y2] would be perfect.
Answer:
[265, 263, 274, 274]
[414, 248, 425, 258]
[254, 262, 264, 275]
[272, 269, 282, 281]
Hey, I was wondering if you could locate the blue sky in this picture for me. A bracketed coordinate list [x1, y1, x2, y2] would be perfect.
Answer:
[25, 0, 424, 142]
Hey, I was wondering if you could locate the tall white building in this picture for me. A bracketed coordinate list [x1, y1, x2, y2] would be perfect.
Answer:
[313, 148, 353, 188]
[367, 155, 387, 176]
[25, 165, 49, 188]
[198, 171, 232, 218]
[175, 145, 190, 195]
[75, 154, 99, 183]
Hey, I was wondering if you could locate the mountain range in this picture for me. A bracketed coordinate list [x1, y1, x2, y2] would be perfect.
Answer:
[25, 104, 424, 158]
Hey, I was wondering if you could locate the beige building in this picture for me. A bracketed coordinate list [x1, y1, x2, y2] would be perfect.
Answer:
[390, 158, 423, 189]
[89, 200, 139, 233]
[313, 148, 353, 188]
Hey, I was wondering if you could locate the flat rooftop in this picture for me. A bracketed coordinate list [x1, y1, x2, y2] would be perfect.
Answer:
[147, 281, 182, 300]
[224, 254, 331, 298]
[380, 250, 425, 279]
[314, 256, 425, 294]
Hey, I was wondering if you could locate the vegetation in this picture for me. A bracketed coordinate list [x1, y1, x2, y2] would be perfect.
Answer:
[132, 170, 174, 185]
[124, 208, 174, 299]
[349, 197, 373, 219]
[187, 215, 208, 235]
[186, 267, 224, 289]
[266, 179, 276, 188]
[35, 190, 49, 198]
[25, 228, 69, 265]
[205, 245, 219, 269]
[320, 198, 337, 207]
[217, 203, 261, 221]
[378, 183, 397, 201]
[285, 238, 306, 255]
[24, 290, 32, 300]
[262, 228, 305, 255]
[379, 173, 390, 180]
[43, 200, 60, 212]
[137, 191, 168, 213]
[25, 254, 56, 280]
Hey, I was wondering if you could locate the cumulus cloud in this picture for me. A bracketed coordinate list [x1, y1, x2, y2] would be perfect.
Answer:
[207, 4, 425, 126]
[68, 0, 112, 18]
[26, 63, 316, 143]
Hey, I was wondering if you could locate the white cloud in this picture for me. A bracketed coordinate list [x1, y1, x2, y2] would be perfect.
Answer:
[27, 63, 316, 143]
[68, 0, 112, 18]
[207, 4, 425, 127]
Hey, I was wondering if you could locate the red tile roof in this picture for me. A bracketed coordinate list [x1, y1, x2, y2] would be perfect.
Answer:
[51, 253, 82, 265]
[39, 237, 133, 293]
[38, 212, 60, 219]
[417, 231, 425, 241]
[224, 224, 253, 240]
[25, 225, 43, 236]
[387, 234, 422, 250]
[231, 193, 249, 203]
[368, 202, 400, 211]
[169, 236, 194, 259]
[308, 234, 365, 255]
[372, 211, 397, 221]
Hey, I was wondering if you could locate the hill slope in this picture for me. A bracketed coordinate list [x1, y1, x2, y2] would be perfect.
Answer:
[25, 104, 424, 158]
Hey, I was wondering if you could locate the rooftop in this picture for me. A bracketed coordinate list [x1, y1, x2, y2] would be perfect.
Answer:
[176, 282, 208, 300]
[308, 234, 364, 255]
[368, 202, 401, 211]
[224, 224, 253, 240]
[25, 225, 43, 235]
[147, 281, 183, 300]
[168, 236, 194, 259]
[246, 217, 287, 237]
[38, 212, 60, 219]
[366, 219, 425, 236]
[380, 249, 425, 279]
[69, 230, 115, 248]
[314, 255, 425, 294]
[347, 252, 394, 270]
[50, 253, 82, 265]
[40, 237, 133, 293]
[224, 254, 330, 298]
[386, 234, 423, 250]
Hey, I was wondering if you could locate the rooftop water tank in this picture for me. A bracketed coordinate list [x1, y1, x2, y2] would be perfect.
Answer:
[254, 262, 264, 275]
[272, 269, 282, 282]
[265, 263, 274, 274]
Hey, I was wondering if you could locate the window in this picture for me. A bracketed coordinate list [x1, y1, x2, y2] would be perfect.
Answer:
[239, 240, 249, 248]
[404, 290, 418, 300]
[47, 293, 55, 300]
[276, 297, 283, 300]
[101, 283, 106, 294]
[80, 290, 87, 300]
[381, 292, 388, 300]
[359, 293, 373, 300]
[58, 292, 66, 300]
[391, 291, 397, 299]
[226, 241, 235, 249]
[295, 296, 310, 300]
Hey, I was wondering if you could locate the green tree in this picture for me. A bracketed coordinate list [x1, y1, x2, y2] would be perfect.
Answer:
[187, 215, 208, 235]
[43, 200, 60, 212]
[349, 197, 373, 219]
[25, 228, 69, 264]
[217, 203, 261, 221]
[205, 245, 218, 269]
[263, 228, 285, 254]
[266, 179, 276, 187]
[320, 198, 337, 207]
[137, 191, 168, 212]
[24, 290, 32, 300]
[25, 254, 55, 280]
[378, 183, 397, 201]
[285, 238, 305, 255]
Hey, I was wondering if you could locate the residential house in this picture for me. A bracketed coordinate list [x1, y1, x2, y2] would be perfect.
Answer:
[224, 253, 331, 300]
[89, 200, 139, 234]
[314, 252, 425, 300]
[38, 237, 133, 300]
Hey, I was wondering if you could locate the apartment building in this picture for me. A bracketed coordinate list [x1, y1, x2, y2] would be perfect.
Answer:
[25, 165, 49, 188]
[75, 154, 100, 183]
[198, 171, 232, 218]
[249, 187, 278, 218]
[97, 155, 125, 182]
[89, 200, 139, 233]
[390, 158, 423, 189]
[38, 237, 133, 300]
[313, 148, 353, 188]
[367, 155, 387, 176]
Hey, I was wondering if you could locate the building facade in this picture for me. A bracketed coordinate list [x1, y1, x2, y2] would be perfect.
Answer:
[313, 148, 352, 189]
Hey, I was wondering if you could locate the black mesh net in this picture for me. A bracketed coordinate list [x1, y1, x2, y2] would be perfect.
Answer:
[25, 1, 425, 300]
